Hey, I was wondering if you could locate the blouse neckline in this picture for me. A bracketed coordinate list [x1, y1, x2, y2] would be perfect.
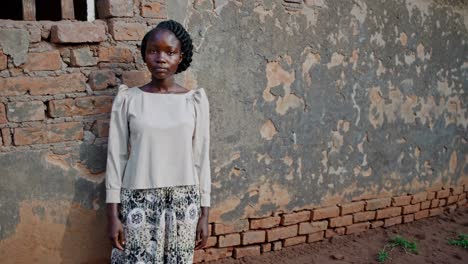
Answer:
[136, 87, 196, 96]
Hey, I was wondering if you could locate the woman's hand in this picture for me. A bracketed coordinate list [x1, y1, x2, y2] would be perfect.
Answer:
[107, 203, 126, 250]
[195, 207, 209, 250]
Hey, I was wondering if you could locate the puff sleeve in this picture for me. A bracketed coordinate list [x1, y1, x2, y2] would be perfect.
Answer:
[192, 88, 211, 207]
[105, 85, 130, 203]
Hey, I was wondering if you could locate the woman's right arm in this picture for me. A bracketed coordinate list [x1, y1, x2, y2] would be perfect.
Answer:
[107, 203, 125, 250]
[105, 86, 130, 250]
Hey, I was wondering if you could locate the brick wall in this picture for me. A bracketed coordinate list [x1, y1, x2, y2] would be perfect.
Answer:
[194, 185, 467, 262]
[0, 0, 164, 153]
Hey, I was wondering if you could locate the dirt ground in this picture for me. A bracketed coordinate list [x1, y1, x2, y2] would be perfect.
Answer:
[212, 207, 468, 264]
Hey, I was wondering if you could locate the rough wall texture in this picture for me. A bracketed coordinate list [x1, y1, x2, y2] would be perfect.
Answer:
[0, 0, 467, 263]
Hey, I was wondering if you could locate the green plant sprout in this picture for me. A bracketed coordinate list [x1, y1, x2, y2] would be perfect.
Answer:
[448, 234, 468, 249]
[389, 236, 419, 254]
[376, 236, 419, 262]
[377, 249, 389, 263]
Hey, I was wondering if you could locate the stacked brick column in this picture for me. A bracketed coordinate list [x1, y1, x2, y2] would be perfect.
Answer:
[194, 185, 467, 262]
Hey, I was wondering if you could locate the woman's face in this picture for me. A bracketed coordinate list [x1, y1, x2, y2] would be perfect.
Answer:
[144, 29, 183, 80]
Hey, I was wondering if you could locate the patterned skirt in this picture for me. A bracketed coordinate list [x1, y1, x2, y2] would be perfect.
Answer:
[111, 185, 200, 264]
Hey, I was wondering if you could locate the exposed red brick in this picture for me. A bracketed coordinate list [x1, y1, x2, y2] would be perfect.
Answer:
[250, 216, 281, 229]
[384, 216, 402, 227]
[141, 1, 167, 18]
[414, 209, 429, 220]
[0, 73, 86, 96]
[204, 248, 228, 262]
[427, 191, 436, 200]
[459, 193, 467, 201]
[450, 186, 463, 195]
[411, 192, 427, 204]
[218, 233, 240, 247]
[51, 22, 107, 43]
[420, 201, 431, 210]
[0, 51, 7, 70]
[6, 101, 45, 122]
[366, 198, 391, 210]
[447, 205, 457, 213]
[48, 96, 113, 117]
[403, 203, 420, 214]
[14, 126, 46, 145]
[436, 189, 450, 199]
[121, 70, 151, 87]
[14, 122, 83, 145]
[370, 221, 384, 229]
[298, 220, 328, 235]
[272, 241, 282, 251]
[0, 103, 7, 124]
[193, 249, 204, 263]
[329, 215, 353, 228]
[88, 70, 117, 90]
[1, 128, 12, 146]
[429, 208, 443, 217]
[213, 220, 249, 235]
[457, 199, 466, 207]
[266, 225, 298, 242]
[99, 47, 134, 63]
[96, 0, 133, 18]
[447, 195, 458, 205]
[109, 21, 147, 41]
[284, 236, 307, 247]
[261, 243, 271, 253]
[233, 246, 260, 259]
[206, 236, 217, 247]
[47, 122, 84, 143]
[431, 199, 439, 208]
[281, 211, 311, 225]
[340, 201, 365, 215]
[312, 206, 339, 220]
[403, 214, 414, 223]
[392, 195, 412, 206]
[353, 211, 375, 222]
[242, 230, 265, 245]
[93, 120, 110, 138]
[439, 199, 447, 207]
[307, 231, 325, 243]
[325, 229, 338, 238]
[335, 227, 346, 235]
[346, 222, 370, 234]
[376, 207, 401, 219]
[23, 50, 61, 71]
[70, 48, 97, 67]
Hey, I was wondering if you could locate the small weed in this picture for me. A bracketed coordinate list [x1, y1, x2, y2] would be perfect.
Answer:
[377, 250, 389, 263]
[448, 234, 468, 249]
[389, 236, 418, 254]
[376, 235, 418, 262]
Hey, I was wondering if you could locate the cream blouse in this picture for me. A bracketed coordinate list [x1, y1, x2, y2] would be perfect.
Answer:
[105, 84, 211, 207]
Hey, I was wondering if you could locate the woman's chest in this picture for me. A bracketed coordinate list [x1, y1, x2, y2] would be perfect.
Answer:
[127, 97, 195, 134]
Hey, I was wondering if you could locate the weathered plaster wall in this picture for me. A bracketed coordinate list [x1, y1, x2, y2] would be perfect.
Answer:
[170, 0, 468, 222]
[0, 0, 466, 262]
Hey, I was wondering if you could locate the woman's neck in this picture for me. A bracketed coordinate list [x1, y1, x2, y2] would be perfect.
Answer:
[147, 77, 176, 93]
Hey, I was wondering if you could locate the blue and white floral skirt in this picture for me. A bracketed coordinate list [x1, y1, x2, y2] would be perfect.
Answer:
[111, 185, 200, 264]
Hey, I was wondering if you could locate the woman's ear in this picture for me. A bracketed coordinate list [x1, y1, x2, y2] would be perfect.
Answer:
[179, 52, 184, 64]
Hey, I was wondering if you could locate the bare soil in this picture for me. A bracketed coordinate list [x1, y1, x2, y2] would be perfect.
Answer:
[212, 207, 468, 264]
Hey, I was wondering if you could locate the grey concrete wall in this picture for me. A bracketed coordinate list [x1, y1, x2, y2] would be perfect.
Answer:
[0, 0, 466, 262]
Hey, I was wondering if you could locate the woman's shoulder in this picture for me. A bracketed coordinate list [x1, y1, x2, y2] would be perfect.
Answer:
[191, 87, 208, 103]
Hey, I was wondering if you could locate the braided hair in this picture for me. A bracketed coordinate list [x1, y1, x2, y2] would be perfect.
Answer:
[141, 20, 194, 74]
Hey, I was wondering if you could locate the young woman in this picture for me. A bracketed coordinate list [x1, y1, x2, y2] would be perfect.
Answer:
[105, 20, 211, 263]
